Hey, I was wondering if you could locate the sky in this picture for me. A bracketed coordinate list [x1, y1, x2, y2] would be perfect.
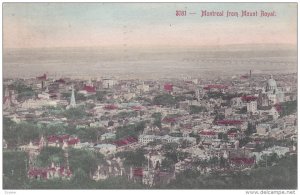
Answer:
[3, 3, 297, 49]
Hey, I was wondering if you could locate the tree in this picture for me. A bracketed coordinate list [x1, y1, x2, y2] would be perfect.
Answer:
[3, 151, 28, 189]
[115, 149, 146, 167]
[37, 147, 65, 167]
[96, 91, 107, 102]
[10, 81, 35, 101]
[68, 149, 104, 177]
[3, 118, 40, 147]
[280, 100, 297, 116]
[153, 94, 176, 106]
[218, 132, 228, 141]
[189, 105, 207, 114]
[152, 112, 162, 128]
[63, 105, 87, 120]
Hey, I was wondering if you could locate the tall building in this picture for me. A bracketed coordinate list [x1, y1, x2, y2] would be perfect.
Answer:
[247, 101, 257, 114]
[69, 85, 76, 108]
[264, 75, 285, 105]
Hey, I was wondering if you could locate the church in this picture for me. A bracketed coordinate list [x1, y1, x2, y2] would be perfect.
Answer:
[258, 75, 285, 107]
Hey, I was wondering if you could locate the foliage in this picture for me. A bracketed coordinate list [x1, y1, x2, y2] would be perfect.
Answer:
[68, 149, 104, 177]
[257, 153, 280, 167]
[3, 151, 28, 189]
[11, 81, 35, 101]
[153, 94, 176, 106]
[115, 149, 147, 167]
[63, 105, 87, 120]
[189, 105, 207, 114]
[163, 155, 297, 189]
[239, 136, 251, 147]
[116, 111, 138, 119]
[152, 112, 162, 128]
[115, 121, 145, 139]
[36, 147, 65, 167]
[245, 122, 256, 136]
[280, 100, 297, 117]
[96, 91, 107, 102]
[237, 106, 247, 114]
[95, 176, 145, 189]
[75, 127, 104, 142]
[3, 118, 40, 147]
[205, 92, 224, 99]
[218, 132, 228, 140]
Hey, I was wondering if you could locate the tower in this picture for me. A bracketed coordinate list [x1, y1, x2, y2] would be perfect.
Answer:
[69, 85, 76, 108]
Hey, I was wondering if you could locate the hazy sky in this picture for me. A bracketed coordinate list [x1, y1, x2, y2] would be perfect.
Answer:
[3, 3, 297, 49]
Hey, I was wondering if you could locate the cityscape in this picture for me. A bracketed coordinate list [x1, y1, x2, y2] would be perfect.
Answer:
[3, 70, 297, 189]
[2, 2, 298, 191]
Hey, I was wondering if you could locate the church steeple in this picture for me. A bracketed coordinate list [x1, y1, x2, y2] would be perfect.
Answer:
[70, 85, 76, 108]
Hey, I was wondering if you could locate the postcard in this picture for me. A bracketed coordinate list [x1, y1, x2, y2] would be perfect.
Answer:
[2, 2, 297, 191]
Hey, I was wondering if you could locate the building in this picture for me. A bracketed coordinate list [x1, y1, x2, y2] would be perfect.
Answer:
[94, 144, 117, 155]
[256, 123, 271, 135]
[247, 101, 257, 114]
[67, 85, 76, 109]
[101, 133, 116, 141]
[28, 162, 72, 180]
[103, 79, 116, 89]
[264, 75, 285, 105]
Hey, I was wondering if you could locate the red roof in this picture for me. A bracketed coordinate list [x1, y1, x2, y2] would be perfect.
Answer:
[242, 96, 257, 102]
[133, 168, 143, 177]
[28, 166, 72, 179]
[162, 117, 177, 123]
[67, 138, 80, 145]
[37, 74, 47, 80]
[230, 157, 255, 165]
[113, 137, 137, 147]
[217, 120, 243, 125]
[274, 103, 282, 112]
[28, 168, 48, 178]
[47, 134, 71, 143]
[164, 84, 173, 92]
[204, 84, 228, 90]
[83, 85, 96, 93]
[227, 132, 237, 137]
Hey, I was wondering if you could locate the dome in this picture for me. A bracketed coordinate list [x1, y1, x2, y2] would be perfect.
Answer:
[266, 75, 277, 91]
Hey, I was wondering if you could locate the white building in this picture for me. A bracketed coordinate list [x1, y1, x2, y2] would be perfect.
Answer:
[101, 133, 116, 141]
[94, 144, 117, 155]
[251, 146, 290, 162]
[264, 75, 285, 105]
[21, 99, 57, 109]
[138, 134, 196, 145]
[103, 79, 116, 89]
[256, 123, 271, 135]
[247, 101, 257, 114]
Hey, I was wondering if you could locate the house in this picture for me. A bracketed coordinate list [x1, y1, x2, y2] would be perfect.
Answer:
[93, 160, 124, 181]
[94, 144, 117, 155]
[256, 123, 271, 135]
[251, 146, 290, 162]
[101, 133, 116, 141]
[28, 163, 72, 180]
[78, 85, 97, 95]
[199, 130, 218, 140]
[229, 157, 255, 169]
